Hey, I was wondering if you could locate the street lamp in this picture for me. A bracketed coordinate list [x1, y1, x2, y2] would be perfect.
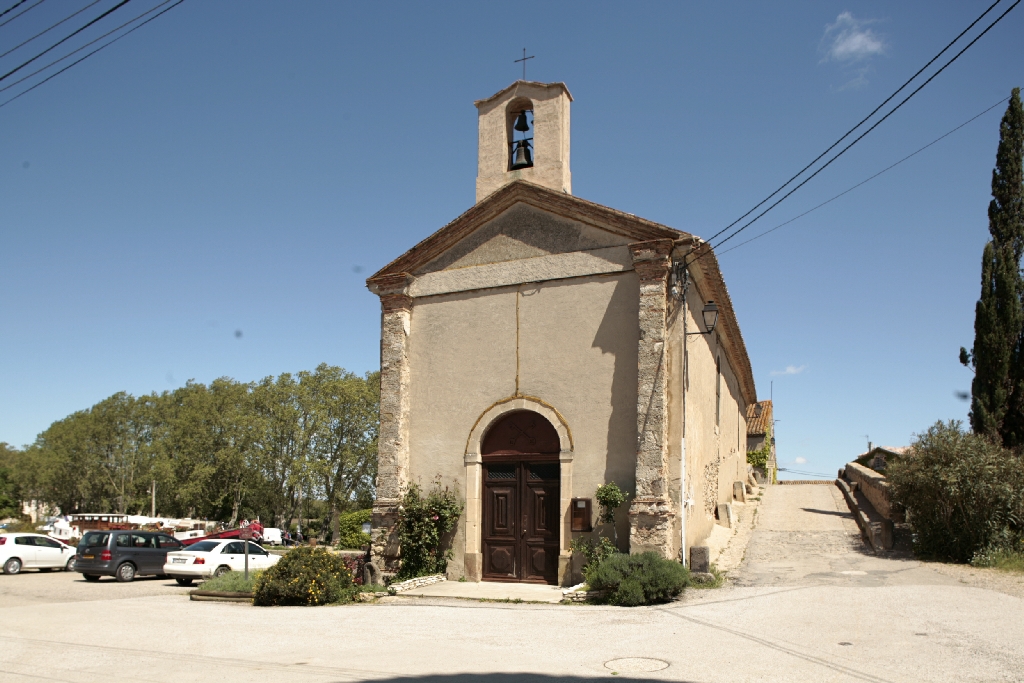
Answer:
[687, 300, 719, 335]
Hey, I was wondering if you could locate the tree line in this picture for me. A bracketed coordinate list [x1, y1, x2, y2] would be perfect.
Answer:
[0, 364, 379, 544]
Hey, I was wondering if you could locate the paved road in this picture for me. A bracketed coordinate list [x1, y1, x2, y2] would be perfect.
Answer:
[2, 486, 1022, 683]
[732, 484, 961, 589]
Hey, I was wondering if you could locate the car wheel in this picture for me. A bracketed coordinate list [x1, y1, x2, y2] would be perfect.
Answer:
[174, 577, 193, 587]
[3, 558, 21, 575]
[65, 556, 77, 572]
[83, 574, 101, 582]
[115, 563, 136, 582]
[213, 565, 230, 578]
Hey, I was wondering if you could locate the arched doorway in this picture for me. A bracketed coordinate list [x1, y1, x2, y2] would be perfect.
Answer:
[481, 410, 560, 584]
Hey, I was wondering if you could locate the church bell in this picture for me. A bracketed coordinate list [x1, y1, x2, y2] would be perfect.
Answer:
[510, 140, 533, 170]
[514, 111, 530, 132]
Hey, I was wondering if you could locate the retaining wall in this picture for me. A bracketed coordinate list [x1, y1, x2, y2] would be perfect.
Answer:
[844, 462, 902, 521]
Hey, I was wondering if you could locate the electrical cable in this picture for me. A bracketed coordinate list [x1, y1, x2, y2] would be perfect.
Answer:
[717, 96, 1011, 257]
[0, 0, 182, 109]
[0, 0, 28, 19]
[705, 0, 1005, 245]
[0, 0, 173, 95]
[0, 0, 131, 84]
[685, 0, 1021, 266]
[0, 0, 101, 61]
[777, 468, 834, 478]
[0, 0, 42, 28]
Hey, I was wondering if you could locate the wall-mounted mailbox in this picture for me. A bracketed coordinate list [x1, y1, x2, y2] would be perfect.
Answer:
[570, 498, 592, 532]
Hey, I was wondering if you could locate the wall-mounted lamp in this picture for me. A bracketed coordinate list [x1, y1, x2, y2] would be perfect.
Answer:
[686, 300, 719, 335]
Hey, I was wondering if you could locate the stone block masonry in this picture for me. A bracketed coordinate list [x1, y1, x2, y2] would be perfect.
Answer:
[844, 462, 901, 521]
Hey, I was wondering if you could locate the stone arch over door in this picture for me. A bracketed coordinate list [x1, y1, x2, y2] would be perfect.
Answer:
[464, 397, 573, 584]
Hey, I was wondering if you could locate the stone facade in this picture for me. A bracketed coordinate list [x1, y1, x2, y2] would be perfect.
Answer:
[628, 239, 676, 557]
[366, 82, 757, 584]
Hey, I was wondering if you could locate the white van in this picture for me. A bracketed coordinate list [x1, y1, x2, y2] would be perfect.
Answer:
[261, 528, 283, 546]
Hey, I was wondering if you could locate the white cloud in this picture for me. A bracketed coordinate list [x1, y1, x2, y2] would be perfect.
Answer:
[794, 457, 808, 465]
[771, 365, 807, 376]
[821, 12, 886, 63]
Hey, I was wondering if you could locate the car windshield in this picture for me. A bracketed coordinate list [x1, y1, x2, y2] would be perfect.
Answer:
[81, 532, 110, 548]
[185, 541, 222, 552]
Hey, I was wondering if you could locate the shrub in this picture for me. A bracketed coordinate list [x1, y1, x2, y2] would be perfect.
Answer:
[395, 478, 464, 581]
[888, 420, 1024, 563]
[587, 551, 689, 606]
[569, 536, 618, 581]
[971, 544, 1024, 573]
[252, 546, 356, 606]
[335, 509, 371, 549]
[201, 569, 262, 593]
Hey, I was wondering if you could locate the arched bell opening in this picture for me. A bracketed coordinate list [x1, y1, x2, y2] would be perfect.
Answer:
[505, 97, 534, 171]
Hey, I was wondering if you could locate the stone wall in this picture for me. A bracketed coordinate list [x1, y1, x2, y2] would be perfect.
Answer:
[845, 462, 901, 521]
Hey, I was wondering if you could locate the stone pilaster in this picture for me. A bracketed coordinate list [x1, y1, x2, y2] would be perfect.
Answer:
[628, 240, 676, 557]
[369, 274, 413, 572]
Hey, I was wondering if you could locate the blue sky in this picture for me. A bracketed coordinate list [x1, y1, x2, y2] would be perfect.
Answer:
[1, 1, 1020, 479]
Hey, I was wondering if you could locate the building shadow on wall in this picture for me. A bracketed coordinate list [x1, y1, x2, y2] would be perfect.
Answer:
[591, 275, 640, 549]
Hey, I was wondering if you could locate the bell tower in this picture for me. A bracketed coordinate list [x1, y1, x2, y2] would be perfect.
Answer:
[474, 81, 572, 203]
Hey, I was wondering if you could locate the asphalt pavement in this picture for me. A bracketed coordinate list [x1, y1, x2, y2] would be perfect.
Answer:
[1, 485, 1021, 683]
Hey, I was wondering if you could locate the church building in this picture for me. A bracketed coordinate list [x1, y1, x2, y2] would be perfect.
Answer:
[367, 81, 756, 585]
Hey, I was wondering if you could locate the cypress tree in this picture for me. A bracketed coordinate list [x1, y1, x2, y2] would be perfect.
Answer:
[964, 88, 1024, 446]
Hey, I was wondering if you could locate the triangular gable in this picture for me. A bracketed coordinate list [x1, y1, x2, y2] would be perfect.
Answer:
[367, 180, 685, 285]
[415, 203, 632, 274]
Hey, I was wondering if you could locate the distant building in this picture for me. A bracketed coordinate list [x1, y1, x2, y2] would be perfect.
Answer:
[746, 400, 776, 483]
[854, 444, 908, 473]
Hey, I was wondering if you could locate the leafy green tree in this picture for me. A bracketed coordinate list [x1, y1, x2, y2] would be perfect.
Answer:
[963, 88, 1024, 446]
[0, 443, 22, 518]
[305, 365, 379, 544]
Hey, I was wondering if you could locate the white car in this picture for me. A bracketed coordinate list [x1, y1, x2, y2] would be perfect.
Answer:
[163, 539, 280, 586]
[0, 533, 78, 575]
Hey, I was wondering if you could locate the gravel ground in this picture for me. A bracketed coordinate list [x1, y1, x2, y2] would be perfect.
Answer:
[0, 569, 195, 608]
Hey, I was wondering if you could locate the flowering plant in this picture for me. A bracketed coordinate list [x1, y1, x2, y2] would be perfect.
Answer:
[395, 476, 464, 580]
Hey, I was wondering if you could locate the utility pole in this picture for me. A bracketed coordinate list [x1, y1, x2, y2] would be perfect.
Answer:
[151, 480, 156, 518]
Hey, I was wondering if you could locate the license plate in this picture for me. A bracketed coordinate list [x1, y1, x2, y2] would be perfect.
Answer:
[172, 558, 186, 563]
[83, 555, 94, 560]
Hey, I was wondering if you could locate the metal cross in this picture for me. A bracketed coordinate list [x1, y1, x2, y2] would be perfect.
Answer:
[514, 48, 534, 80]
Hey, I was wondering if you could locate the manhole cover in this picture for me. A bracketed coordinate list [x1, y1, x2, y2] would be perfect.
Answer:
[604, 658, 669, 673]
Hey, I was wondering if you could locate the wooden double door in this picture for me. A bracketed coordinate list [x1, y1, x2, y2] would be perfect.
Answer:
[482, 459, 560, 584]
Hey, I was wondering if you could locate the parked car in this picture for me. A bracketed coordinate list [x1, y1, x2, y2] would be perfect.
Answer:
[163, 539, 280, 586]
[75, 530, 185, 582]
[0, 533, 78, 574]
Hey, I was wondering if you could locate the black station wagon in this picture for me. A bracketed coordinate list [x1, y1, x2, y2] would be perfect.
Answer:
[76, 530, 184, 582]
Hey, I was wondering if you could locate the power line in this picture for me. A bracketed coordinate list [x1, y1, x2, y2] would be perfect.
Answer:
[711, 0, 1019, 252]
[705, 0, 1004, 245]
[0, 0, 101, 61]
[0, 0, 131, 84]
[717, 96, 1011, 257]
[0, 0, 183, 110]
[0, 0, 29, 19]
[688, 0, 1022, 267]
[0, 0, 42, 28]
[0, 0, 174, 95]
[777, 468, 834, 478]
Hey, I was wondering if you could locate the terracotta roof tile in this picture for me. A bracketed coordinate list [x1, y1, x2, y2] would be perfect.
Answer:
[746, 400, 772, 436]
